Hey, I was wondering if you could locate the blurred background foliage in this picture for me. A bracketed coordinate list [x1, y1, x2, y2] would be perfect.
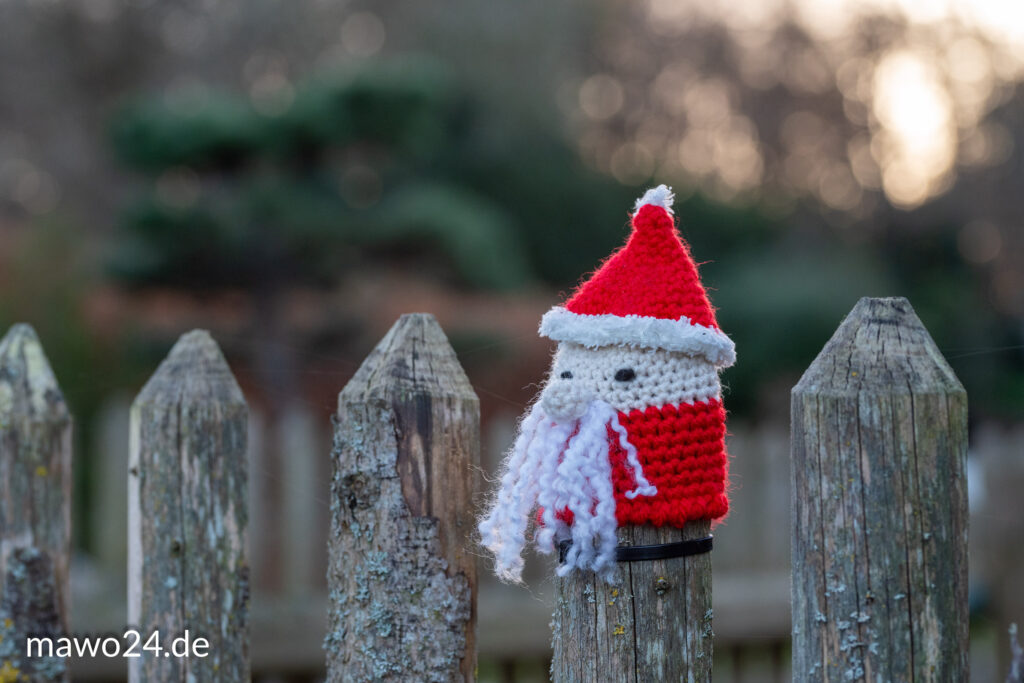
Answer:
[107, 60, 533, 291]
[97, 50, 1024, 417]
[101, 48, 1024, 420]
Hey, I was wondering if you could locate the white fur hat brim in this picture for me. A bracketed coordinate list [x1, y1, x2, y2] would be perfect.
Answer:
[539, 306, 736, 367]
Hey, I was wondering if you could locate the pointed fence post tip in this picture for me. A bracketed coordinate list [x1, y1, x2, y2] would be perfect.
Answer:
[791, 296, 968, 681]
[128, 329, 249, 683]
[136, 329, 245, 405]
[328, 313, 479, 682]
[0, 323, 72, 682]
[0, 323, 67, 419]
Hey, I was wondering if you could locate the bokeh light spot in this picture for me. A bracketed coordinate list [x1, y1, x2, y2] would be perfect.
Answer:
[610, 142, 655, 185]
[340, 12, 386, 58]
[250, 72, 295, 117]
[579, 75, 625, 121]
[957, 220, 1002, 264]
[873, 49, 956, 207]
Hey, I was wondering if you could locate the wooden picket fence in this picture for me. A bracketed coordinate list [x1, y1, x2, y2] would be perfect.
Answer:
[0, 297, 1013, 682]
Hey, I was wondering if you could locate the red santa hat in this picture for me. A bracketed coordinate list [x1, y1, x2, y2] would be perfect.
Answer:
[539, 185, 735, 368]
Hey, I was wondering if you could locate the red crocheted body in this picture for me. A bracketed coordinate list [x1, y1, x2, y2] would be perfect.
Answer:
[536, 398, 729, 530]
[610, 399, 729, 527]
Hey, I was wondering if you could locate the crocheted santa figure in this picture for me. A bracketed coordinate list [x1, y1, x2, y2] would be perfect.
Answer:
[478, 185, 735, 583]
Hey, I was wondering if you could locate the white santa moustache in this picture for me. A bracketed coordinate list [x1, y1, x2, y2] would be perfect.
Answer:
[477, 398, 657, 584]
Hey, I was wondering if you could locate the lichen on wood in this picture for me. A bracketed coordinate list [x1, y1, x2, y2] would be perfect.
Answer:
[791, 297, 969, 681]
[326, 314, 478, 682]
[128, 330, 249, 682]
[0, 323, 71, 682]
[551, 522, 712, 682]
[0, 548, 66, 681]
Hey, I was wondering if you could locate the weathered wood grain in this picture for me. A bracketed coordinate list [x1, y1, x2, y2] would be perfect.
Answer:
[791, 297, 968, 682]
[551, 521, 713, 682]
[128, 330, 249, 682]
[326, 313, 479, 682]
[0, 323, 71, 682]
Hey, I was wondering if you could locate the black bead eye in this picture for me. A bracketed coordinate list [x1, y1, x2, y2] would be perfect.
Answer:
[560, 371, 573, 379]
[614, 368, 636, 382]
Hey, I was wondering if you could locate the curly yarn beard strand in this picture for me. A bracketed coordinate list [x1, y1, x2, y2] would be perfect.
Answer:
[477, 401, 547, 583]
[478, 400, 656, 584]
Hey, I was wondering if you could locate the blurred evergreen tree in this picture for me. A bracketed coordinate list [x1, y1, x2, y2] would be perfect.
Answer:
[108, 59, 531, 292]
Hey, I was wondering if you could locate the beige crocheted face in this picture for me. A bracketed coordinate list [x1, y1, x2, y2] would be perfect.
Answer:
[539, 342, 720, 421]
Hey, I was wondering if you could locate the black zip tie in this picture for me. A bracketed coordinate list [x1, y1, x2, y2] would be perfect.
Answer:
[558, 535, 713, 564]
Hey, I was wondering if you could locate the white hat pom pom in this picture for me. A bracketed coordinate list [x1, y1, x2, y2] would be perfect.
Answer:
[634, 184, 675, 215]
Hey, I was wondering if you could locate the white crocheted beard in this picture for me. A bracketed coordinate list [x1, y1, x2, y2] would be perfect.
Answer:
[478, 343, 722, 583]
[478, 398, 655, 584]
[481, 343, 698, 583]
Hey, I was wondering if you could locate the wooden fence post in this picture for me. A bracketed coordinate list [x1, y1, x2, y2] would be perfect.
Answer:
[0, 324, 71, 682]
[326, 313, 478, 682]
[128, 330, 249, 682]
[791, 297, 969, 681]
[551, 522, 713, 682]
